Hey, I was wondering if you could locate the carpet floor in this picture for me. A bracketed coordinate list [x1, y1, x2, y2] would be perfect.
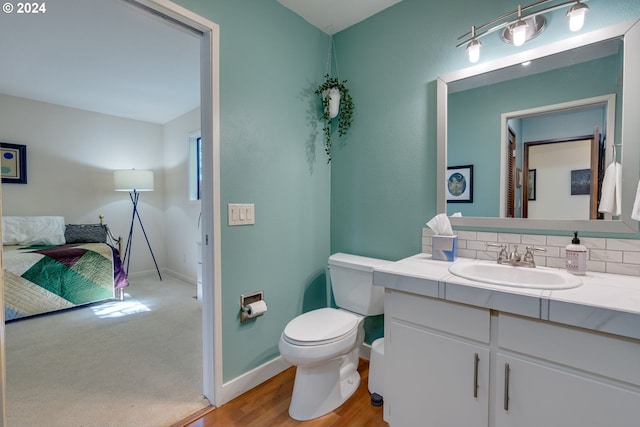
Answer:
[5, 274, 209, 427]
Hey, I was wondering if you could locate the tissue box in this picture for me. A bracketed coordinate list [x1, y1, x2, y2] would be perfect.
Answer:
[431, 235, 458, 261]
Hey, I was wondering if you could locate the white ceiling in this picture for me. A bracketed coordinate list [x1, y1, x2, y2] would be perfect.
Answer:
[0, 0, 399, 124]
[0, 0, 201, 124]
[277, 0, 402, 35]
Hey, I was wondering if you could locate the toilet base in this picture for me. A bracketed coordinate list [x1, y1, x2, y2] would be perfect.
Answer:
[288, 354, 360, 421]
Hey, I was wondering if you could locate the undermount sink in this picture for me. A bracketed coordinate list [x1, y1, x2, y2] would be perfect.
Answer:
[448, 261, 583, 290]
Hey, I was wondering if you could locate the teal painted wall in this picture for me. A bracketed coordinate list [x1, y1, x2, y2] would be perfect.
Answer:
[172, 0, 331, 382]
[331, 0, 639, 347]
[171, 0, 640, 385]
[330, 0, 640, 261]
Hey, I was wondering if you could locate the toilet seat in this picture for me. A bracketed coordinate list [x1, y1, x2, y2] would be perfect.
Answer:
[283, 308, 359, 346]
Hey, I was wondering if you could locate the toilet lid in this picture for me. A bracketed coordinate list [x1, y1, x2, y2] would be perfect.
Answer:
[283, 308, 359, 345]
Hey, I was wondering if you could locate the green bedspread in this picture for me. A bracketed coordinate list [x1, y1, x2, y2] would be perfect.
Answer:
[3, 243, 117, 320]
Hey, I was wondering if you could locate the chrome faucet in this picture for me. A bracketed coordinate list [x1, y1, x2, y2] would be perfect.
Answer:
[487, 243, 508, 264]
[519, 246, 547, 268]
[487, 243, 546, 267]
[507, 244, 521, 265]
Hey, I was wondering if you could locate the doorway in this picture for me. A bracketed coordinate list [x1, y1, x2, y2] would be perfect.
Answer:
[500, 94, 614, 220]
[0, 1, 221, 423]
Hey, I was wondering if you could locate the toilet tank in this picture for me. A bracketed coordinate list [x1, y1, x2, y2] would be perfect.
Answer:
[328, 253, 392, 316]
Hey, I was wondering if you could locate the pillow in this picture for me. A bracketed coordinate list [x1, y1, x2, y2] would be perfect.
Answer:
[2, 216, 66, 246]
[65, 224, 108, 244]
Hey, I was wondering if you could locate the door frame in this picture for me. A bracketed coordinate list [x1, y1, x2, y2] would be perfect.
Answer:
[0, 1, 223, 423]
[128, 0, 223, 406]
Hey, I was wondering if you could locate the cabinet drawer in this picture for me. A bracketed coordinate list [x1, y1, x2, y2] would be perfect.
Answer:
[499, 313, 640, 386]
[386, 289, 490, 343]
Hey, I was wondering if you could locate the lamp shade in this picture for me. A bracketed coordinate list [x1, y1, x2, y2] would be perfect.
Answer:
[113, 169, 154, 192]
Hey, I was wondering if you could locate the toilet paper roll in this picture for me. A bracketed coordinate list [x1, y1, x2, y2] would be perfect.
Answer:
[245, 300, 268, 318]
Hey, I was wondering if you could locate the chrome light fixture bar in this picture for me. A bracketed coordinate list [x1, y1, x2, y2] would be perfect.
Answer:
[457, 0, 590, 63]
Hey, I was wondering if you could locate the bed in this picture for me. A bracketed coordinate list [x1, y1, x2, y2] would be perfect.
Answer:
[2, 215, 129, 321]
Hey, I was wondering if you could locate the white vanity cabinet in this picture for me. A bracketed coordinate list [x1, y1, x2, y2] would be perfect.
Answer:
[385, 289, 491, 427]
[494, 314, 640, 427]
[384, 289, 640, 427]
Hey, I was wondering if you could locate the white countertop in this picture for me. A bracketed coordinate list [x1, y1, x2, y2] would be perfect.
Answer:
[374, 253, 640, 340]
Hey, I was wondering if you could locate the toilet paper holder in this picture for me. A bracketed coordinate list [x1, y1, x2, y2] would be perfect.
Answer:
[240, 291, 265, 323]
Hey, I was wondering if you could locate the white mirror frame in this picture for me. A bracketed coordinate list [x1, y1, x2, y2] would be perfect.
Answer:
[437, 19, 640, 233]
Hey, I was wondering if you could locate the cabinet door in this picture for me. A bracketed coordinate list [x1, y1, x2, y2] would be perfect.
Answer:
[387, 320, 489, 427]
[495, 354, 640, 427]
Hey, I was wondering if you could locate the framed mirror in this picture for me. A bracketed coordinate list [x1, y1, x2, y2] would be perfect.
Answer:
[437, 19, 640, 233]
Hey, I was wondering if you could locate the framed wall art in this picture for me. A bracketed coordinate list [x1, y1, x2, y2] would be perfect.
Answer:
[571, 169, 591, 195]
[1, 143, 27, 184]
[446, 165, 473, 203]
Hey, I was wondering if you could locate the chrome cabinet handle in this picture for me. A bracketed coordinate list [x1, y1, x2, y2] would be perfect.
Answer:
[504, 363, 510, 411]
[473, 353, 479, 398]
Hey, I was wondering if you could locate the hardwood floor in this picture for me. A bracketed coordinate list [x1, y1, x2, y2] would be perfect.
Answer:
[173, 359, 388, 427]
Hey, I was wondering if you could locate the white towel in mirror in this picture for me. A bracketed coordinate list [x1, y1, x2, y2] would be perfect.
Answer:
[632, 180, 640, 222]
[598, 162, 621, 216]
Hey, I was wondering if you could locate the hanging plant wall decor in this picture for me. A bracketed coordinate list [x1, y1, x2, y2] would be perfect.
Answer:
[314, 74, 354, 163]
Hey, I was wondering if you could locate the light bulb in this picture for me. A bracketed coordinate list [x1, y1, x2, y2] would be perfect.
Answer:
[511, 20, 528, 47]
[467, 39, 481, 63]
[567, 2, 589, 32]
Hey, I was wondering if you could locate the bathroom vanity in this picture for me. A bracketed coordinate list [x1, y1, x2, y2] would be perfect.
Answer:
[374, 254, 640, 427]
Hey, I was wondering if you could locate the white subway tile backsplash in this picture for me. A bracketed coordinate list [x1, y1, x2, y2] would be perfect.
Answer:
[547, 257, 566, 269]
[607, 262, 640, 276]
[543, 246, 561, 258]
[607, 239, 640, 252]
[498, 233, 521, 244]
[587, 260, 607, 273]
[521, 234, 547, 245]
[582, 237, 606, 250]
[590, 249, 623, 263]
[477, 232, 498, 242]
[457, 230, 477, 240]
[476, 251, 495, 261]
[422, 228, 640, 277]
[624, 251, 640, 265]
[547, 235, 569, 247]
[467, 240, 489, 251]
[458, 248, 477, 259]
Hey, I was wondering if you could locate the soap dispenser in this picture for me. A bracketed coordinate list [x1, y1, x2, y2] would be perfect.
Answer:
[565, 231, 587, 275]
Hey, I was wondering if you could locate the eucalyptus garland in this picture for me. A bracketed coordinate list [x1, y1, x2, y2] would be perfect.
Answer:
[314, 74, 354, 163]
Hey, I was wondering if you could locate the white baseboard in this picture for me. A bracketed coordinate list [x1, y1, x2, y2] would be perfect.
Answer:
[125, 268, 195, 285]
[163, 268, 195, 284]
[219, 343, 374, 406]
[219, 356, 291, 406]
[125, 268, 166, 280]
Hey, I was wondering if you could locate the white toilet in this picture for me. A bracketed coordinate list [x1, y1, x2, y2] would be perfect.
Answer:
[278, 253, 391, 421]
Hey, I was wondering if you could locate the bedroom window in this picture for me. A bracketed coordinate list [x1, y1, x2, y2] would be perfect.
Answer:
[189, 132, 202, 201]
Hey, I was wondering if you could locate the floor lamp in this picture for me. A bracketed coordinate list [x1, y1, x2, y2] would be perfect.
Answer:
[114, 169, 162, 281]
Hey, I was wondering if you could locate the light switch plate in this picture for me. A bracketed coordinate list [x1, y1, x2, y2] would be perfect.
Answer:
[228, 203, 255, 226]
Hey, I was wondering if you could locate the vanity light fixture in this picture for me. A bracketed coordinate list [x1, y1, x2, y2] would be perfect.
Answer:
[567, 1, 589, 32]
[458, 0, 590, 63]
[466, 26, 482, 63]
[510, 6, 529, 47]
